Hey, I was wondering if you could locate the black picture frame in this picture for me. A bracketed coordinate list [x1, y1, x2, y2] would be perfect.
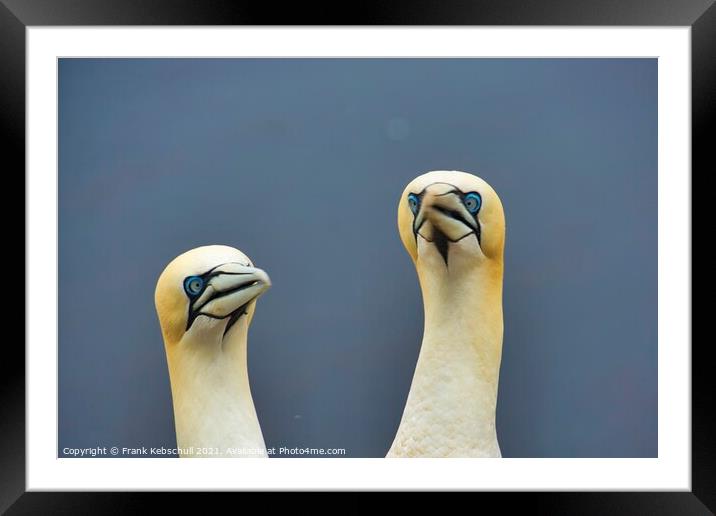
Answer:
[4, 0, 708, 511]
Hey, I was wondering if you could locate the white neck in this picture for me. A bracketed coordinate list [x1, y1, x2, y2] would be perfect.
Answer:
[388, 251, 504, 457]
[165, 320, 267, 458]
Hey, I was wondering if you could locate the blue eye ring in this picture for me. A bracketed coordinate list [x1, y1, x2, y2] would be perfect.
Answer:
[464, 192, 482, 214]
[407, 193, 420, 215]
[183, 276, 204, 297]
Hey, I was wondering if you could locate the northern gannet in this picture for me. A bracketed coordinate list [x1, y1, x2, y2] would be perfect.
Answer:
[387, 171, 506, 458]
[155, 245, 271, 458]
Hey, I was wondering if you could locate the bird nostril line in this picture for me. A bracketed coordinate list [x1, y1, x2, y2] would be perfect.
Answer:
[433, 205, 467, 223]
[433, 189, 459, 197]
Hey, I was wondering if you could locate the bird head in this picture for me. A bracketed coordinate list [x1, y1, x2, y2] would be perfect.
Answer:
[398, 171, 505, 270]
[154, 245, 271, 347]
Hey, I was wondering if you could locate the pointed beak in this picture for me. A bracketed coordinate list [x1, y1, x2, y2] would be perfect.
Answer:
[189, 263, 271, 327]
[414, 185, 477, 243]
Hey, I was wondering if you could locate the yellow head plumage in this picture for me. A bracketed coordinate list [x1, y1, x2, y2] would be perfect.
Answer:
[398, 170, 505, 269]
[154, 245, 271, 348]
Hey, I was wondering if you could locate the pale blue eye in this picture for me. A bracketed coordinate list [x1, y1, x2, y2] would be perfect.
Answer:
[184, 276, 204, 297]
[464, 192, 482, 214]
[407, 193, 420, 215]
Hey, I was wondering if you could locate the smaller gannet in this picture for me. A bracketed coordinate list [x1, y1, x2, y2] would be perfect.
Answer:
[155, 245, 271, 458]
[388, 171, 506, 458]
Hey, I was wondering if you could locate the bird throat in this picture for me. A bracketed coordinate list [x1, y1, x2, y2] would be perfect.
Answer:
[417, 225, 481, 268]
[432, 230, 451, 266]
[167, 329, 267, 458]
[388, 257, 504, 457]
[223, 301, 250, 337]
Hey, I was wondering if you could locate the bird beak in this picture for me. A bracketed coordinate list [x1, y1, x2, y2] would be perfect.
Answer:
[188, 263, 271, 331]
[414, 185, 478, 243]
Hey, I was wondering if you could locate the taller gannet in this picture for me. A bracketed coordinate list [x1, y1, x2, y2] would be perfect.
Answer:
[387, 171, 506, 458]
[155, 245, 271, 458]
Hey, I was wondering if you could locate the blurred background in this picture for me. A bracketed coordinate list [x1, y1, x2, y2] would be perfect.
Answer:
[58, 58, 657, 457]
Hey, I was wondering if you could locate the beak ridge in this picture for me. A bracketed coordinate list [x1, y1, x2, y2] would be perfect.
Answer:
[414, 189, 476, 242]
[189, 265, 271, 323]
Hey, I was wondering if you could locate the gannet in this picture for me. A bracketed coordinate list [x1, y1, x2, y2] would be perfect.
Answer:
[155, 245, 271, 458]
[387, 171, 506, 458]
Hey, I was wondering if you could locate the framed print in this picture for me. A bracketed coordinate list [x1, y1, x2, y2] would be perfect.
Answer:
[4, 0, 709, 511]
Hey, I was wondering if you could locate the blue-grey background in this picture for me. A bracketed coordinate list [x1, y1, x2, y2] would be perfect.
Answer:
[58, 58, 657, 458]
